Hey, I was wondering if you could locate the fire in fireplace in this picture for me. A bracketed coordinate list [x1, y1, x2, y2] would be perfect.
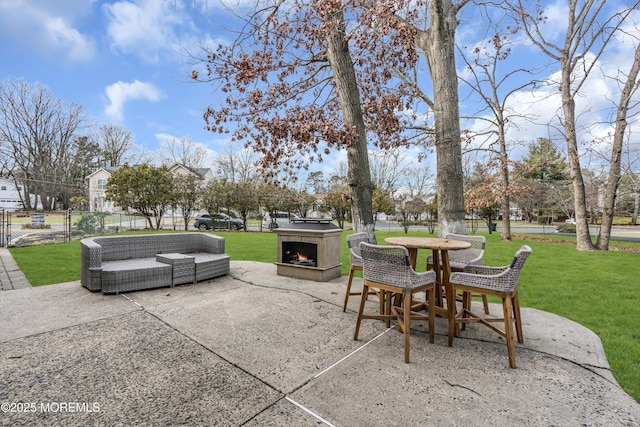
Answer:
[283, 242, 317, 267]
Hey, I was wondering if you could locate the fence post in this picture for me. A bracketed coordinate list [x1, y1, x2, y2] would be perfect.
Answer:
[6, 211, 11, 247]
[67, 208, 72, 242]
[0, 209, 4, 248]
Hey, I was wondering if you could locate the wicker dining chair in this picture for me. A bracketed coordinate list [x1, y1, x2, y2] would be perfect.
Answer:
[343, 232, 379, 312]
[354, 242, 437, 363]
[427, 233, 489, 314]
[449, 245, 532, 368]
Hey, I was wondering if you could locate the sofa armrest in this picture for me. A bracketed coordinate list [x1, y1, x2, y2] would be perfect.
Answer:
[81, 238, 104, 291]
[202, 234, 225, 254]
[82, 239, 103, 268]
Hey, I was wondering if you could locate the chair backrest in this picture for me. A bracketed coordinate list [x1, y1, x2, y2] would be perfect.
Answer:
[445, 233, 485, 265]
[360, 242, 414, 287]
[347, 232, 376, 258]
[504, 245, 532, 292]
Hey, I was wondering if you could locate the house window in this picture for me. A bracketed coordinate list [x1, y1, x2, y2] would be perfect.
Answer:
[0, 186, 5, 191]
[93, 197, 106, 211]
[17, 186, 22, 191]
[97, 179, 107, 190]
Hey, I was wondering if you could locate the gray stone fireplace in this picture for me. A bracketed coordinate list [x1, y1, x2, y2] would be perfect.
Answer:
[274, 219, 342, 281]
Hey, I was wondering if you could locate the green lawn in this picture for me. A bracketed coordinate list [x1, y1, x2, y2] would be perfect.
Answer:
[8, 229, 640, 402]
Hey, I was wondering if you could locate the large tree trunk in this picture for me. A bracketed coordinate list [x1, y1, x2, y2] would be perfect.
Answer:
[325, 9, 374, 236]
[417, 0, 466, 236]
[561, 67, 595, 250]
[596, 43, 640, 250]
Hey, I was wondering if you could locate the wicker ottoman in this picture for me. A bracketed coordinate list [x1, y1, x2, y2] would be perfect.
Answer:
[156, 253, 196, 286]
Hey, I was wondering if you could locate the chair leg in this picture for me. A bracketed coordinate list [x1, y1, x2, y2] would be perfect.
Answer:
[447, 286, 457, 348]
[502, 296, 517, 368]
[343, 266, 356, 312]
[460, 291, 471, 331]
[354, 284, 369, 340]
[427, 287, 435, 344]
[482, 295, 490, 314]
[513, 292, 524, 343]
[385, 291, 392, 328]
[403, 291, 411, 363]
[464, 292, 489, 315]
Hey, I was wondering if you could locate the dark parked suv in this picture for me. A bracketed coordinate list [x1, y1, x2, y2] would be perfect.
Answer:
[194, 213, 244, 230]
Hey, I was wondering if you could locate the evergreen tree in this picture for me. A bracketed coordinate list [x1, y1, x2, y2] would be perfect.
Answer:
[517, 138, 569, 184]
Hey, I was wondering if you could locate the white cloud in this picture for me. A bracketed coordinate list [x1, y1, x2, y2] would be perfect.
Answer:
[537, 0, 571, 43]
[103, 0, 185, 62]
[104, 80, 164, 121]
[0, 0, 96, 63]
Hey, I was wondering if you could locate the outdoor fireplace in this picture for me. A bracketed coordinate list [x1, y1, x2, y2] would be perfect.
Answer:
[274, 219, 342, 281]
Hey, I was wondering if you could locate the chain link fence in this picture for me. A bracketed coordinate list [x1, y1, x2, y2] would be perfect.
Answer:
[0, 210, 194, 247]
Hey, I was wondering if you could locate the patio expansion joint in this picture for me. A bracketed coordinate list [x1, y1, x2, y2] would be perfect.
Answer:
[117, 276, 399, 427]
[0, 310, 144, 345]
[224, 272, 395, 423]
[256, 325, 397, 427]
[227, 271, 343, 309]
[118, 291, 287, 394]
[451, 332, 617, 386]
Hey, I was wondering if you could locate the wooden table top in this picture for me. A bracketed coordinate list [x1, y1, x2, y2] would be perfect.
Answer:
[384, 236, 472, 251]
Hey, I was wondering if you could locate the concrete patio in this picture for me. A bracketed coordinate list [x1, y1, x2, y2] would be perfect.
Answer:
[1, 260, 639, 426]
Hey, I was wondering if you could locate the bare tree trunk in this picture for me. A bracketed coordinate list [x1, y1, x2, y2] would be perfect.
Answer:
[499, 131, 512, 240]
[561, 67, 595, 250]
[596, 43, 640, 250]
[325, 9, 374, 236]
[417, 0, 466, 236]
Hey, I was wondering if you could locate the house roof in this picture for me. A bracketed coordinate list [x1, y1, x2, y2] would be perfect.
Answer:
[168, 163, 212, 179]
[85, 166, 121, 179]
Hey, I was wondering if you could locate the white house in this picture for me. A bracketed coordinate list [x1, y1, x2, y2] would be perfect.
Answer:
[86, 164, 213, 213]
[85, 167, 120, 212]
[0, 178, 46, 211]
[0, 178, 25, 211]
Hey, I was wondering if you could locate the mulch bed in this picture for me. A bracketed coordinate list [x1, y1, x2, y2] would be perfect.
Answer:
[512, 234, 640, 253]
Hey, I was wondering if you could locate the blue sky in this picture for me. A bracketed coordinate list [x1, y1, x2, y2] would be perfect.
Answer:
[0, 0, 227, 164]
[0, 0, 638, 182]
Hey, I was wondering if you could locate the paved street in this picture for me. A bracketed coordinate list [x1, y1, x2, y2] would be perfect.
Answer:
[371, 220, 640, 242]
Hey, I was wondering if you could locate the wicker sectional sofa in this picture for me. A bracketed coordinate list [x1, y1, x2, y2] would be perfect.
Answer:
[81, 233, 230, 294]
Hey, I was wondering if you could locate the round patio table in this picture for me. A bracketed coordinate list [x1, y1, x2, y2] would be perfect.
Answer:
[384, 236, 471, 346]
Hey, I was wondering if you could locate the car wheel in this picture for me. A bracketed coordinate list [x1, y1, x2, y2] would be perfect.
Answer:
[268, 222, 278, 229]
[198, 223, 208, 230]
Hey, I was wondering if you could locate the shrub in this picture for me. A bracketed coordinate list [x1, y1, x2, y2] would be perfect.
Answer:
[556, 224, 576, 233]
[75, 212, 108, 234]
